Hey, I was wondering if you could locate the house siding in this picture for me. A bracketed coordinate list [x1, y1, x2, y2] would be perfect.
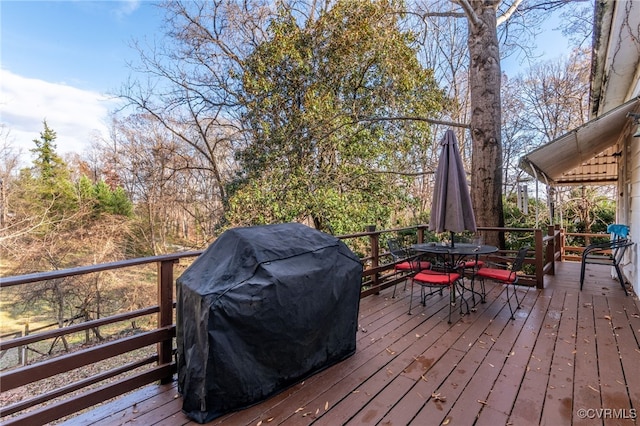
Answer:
[625, 129, 639, 293]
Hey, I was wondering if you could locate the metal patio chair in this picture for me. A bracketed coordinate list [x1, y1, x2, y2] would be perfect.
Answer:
[474, 246, 530, 320]
[579, 237, 634, 295]
[388, 238, 431, 298]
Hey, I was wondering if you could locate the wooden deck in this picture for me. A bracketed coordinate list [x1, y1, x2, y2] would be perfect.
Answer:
[63, 262, 640, 426]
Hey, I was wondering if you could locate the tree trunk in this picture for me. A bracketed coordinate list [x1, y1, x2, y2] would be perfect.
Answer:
[467, 2, 505, 248]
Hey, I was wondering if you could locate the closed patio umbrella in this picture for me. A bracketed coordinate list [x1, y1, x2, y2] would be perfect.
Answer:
[429, 129, 476, 247]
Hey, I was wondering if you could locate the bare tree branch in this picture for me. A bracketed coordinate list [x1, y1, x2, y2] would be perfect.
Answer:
[361, 116, 470, 129]
[452, 0, 481, 28]
[497, 0, 525, 26]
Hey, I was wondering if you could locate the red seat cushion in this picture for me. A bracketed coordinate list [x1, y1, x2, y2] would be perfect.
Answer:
[475, 268, 515, 283]
[460, 260, 484, 268]
[413, 271, 460, 285]
[395, 261, 431, 271]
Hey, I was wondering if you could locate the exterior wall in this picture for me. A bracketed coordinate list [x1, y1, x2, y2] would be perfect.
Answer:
[620, 74, 639, 294]
[625, 129, 639, 294]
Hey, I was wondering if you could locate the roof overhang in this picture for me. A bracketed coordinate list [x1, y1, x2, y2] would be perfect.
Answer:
[520, 97, 640, 186]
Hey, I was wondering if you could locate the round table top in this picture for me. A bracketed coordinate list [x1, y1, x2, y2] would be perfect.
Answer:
[411, 242, 498, 255]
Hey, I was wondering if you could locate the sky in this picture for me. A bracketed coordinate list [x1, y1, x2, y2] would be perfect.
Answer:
[0, 1, 572, 167]
[0, 0, 163, 165]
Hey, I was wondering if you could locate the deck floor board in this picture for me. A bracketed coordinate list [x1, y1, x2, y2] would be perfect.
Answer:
[59, 262, 639, 426]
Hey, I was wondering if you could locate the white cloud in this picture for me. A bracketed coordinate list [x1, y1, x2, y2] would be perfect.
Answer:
[113, 0, 142, 20]
[0, 69, 121, 165]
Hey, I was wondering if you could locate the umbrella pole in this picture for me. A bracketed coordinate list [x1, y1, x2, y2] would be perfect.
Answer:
[451, 231, 455, 248]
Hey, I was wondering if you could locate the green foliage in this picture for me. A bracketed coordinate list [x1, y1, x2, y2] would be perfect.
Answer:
[77, 176, 134, 218]
[226, 0, 446, 234]
[27, 120, 77, 218]
[560, 187, 615, 234]
[502, 195, 547, 250]
[5, 122, 135, 269]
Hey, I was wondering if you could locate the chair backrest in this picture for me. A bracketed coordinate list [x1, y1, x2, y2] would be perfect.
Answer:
[612, 238, 633, 264]
[607, 224, 629, 240]
[511, 246, 530, 273]
[387, 238, 407, 260]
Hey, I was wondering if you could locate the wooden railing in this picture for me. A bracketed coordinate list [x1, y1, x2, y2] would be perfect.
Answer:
[560, 230, 613, 261]
[0, 224, 563, 424]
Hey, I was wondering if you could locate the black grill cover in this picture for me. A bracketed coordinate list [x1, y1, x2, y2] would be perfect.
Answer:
[176, 223, 362, 423]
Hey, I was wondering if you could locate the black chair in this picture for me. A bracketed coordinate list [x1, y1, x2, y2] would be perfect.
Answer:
[579, 238, 634, 295]
[409, 268, 463, 324]
[387, 238, 430, 298]
[474, 246, 530, 320]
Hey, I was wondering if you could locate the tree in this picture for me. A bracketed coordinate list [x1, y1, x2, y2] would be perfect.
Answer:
[122, 0, 447, 236]
[0, 125, 21, 228]
[1, 122, 135, 349]
[226, 1, 446, 234]
[415, 0, 586, 246]
[101, 113, 225, 252]
[27, 120, 77, 219]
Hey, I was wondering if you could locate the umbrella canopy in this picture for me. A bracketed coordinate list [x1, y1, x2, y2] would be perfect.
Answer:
[429, 130, 476, 245]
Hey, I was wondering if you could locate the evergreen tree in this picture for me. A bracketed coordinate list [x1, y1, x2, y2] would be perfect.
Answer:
[29, 120, 76, 217]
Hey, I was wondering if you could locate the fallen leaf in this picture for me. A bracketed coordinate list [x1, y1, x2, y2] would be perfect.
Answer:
[478, 400, 487, 405]
[257, 421, 262, 426]
[489, 363, 494, 368]
[442, 417, 451, 425]
[325, 401, 329, 410]
[295, 407, 305, 413]
[315, 408, 319, 415]
[604, 315, 612, 321]
[431, 392, 447, 402]
[421, 374, 428, 382]
[588, 385, 599, 393]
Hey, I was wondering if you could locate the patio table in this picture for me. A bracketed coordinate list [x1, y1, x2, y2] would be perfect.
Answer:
[411, 243, 498, 305]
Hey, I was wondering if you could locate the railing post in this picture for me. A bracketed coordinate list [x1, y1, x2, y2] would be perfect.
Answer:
[368, 229, 380, 294]
[547, 225, 556, 276]
[158, 259, 175, 384]
[417, 225, 426, 244]
[534, 229, 544, 289]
